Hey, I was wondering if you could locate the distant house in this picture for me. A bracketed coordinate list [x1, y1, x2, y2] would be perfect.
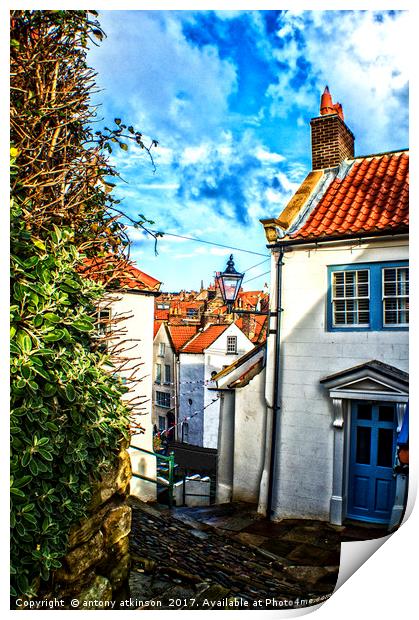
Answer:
[81, 257, 162, 502]
[152, 323, 197, 438]
[259, 87, 409, 528]
[178, 323, 254, 448]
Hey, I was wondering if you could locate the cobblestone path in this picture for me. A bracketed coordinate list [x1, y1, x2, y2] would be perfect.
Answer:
[127, 499, 340, 610]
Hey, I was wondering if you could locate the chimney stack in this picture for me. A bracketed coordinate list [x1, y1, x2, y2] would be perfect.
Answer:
[310, 86, 354, 170]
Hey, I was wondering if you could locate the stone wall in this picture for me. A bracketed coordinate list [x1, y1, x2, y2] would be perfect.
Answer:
[43, 447, 133, 607]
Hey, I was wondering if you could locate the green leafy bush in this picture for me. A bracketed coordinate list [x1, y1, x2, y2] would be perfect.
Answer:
[10, 201, 131, 597]
[10, 10, 157, 599]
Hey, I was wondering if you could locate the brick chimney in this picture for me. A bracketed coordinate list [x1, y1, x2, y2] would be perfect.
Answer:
[310, 86, 355, 170]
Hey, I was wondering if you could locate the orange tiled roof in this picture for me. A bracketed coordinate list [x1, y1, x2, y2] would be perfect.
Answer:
[167, 317, 185, 326]
[235, 314, 268, 344]
[155, 308, 169, 321]
[168, 326, 198, 353]
[153, 321, 162, 339]
[81, 256, 161, 292]
[169, 300, 205, 313]
[180, 324, 229, 354]
[289, 151, 409, 240]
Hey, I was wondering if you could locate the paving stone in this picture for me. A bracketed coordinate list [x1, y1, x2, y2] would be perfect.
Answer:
[283, 565, 335, 587]
[233, 531, 269, 547]
[243, 518, 295, 537]
[282, 526, 341, 549]
[210, 514, 259, 532]
[128, 501, 341, 607]
[260, 538, 300, 558]
[287, 543, 340, 566]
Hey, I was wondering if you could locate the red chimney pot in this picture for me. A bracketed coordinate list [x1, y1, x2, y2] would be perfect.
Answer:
[320, 86, 344, 121]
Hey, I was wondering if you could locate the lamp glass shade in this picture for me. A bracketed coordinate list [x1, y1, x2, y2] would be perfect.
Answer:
[217, 255, 244, 306]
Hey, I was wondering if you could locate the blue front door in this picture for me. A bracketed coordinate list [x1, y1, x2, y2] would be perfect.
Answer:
[347, 402, 397, 524]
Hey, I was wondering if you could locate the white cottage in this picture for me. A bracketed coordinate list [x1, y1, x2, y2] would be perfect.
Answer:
[179, 323, 254, 448]
[82, 257, 162, 502]
[152, 323, 198, 438]
[259, 87, 409, 528]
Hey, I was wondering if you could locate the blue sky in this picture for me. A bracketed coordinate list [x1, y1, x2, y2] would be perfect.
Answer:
[87, 9, 409, 292]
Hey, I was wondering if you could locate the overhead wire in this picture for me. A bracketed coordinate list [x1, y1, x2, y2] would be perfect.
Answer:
[149, 229, 269, 257]
[243, 270, 271, 284]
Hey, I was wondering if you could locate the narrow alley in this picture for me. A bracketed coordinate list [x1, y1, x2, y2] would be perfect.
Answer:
[126, 498, 388, 610]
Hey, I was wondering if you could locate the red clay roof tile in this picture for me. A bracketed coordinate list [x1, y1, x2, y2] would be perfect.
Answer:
[289, 151, 408, 240]
[167, 326, 199, 353]
[180, 324, 229, 354]
[81, 256, 161, 292]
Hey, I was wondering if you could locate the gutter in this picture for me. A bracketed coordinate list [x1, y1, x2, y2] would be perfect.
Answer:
[268, 230, 408, 251]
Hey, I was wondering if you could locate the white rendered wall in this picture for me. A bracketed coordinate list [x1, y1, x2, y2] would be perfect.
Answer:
[270, 240, 409, 521]
[204, 324, 254, 448]
[233, 369, 267, 503]
[110, 291, 156, 502]
[178, 353, 205, 446]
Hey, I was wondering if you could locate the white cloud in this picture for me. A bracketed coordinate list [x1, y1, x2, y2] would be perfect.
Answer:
[255, 146, 285, 163]
[266, 10, 409, 153]
[89, 11, 238, 146]
[135, 183, 179, 191]
[181, 145, 209, 165]
[265, 188, 283, 204]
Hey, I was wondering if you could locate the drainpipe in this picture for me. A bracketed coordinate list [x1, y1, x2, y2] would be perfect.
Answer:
[258, 248, 284, 518]
[175, 357, 180, 441]
[267, 247, 284, 518]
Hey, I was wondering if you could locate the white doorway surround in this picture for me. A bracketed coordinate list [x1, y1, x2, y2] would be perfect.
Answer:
[320, 360, 409, 527]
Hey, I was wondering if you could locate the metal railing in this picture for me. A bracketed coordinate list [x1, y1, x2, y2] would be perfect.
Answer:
[130, 445, 176, 508]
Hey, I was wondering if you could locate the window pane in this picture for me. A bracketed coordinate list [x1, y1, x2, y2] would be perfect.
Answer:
[357, 404, 372, 420]
[158, 416, 166, 431]
[156, 391, 170, 407]
[383, 267, 409, 326]
[377, 428, 394, 467]
[356, 427, 371, 464]
[379, 406, 395, 423]
[227, 336, 237, 353]
[332, 270, 370, 326]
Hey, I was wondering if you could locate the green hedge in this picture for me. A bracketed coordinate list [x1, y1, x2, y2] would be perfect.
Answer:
[10, 10, 138, 600]
[10, 200, 131, 598]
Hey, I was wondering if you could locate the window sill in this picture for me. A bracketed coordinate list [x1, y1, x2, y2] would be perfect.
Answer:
[328, 326, 409, 332]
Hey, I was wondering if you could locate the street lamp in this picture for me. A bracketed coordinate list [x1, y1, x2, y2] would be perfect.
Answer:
[217, 254, 269, 316]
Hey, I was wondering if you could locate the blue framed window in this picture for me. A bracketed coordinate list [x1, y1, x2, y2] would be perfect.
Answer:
[156, 391, 171, 408]
[327, 261, 409, 331]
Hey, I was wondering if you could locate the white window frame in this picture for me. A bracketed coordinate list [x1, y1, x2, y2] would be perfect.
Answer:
[164, 364, 171, 384]
[331, 269, 370, 327]
[158, 342, 165, 357]
[226, 335, 237, 354]
[382, 267, 409, 327]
